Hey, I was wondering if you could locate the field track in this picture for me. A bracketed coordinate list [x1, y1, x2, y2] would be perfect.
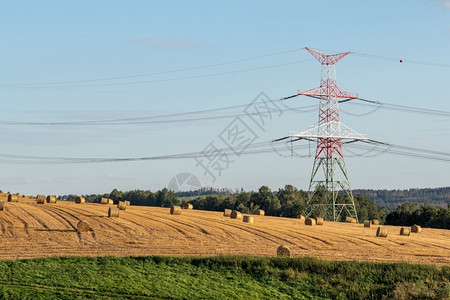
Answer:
[0, 195, 449, 265]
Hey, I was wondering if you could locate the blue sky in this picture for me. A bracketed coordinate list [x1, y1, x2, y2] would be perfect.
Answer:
[0, 0, 449, 195]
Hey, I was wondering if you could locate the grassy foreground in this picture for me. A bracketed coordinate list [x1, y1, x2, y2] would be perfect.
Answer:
[0, 256, 448, 299]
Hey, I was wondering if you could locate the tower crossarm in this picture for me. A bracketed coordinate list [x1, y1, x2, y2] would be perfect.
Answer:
[298, 86, 358, 99]
[289, 122, 367, 141]
[305, 47, 351, 65]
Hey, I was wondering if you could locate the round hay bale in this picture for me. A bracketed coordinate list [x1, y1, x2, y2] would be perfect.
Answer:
[345, 216, 356, 223]
[124, 201, 130, 206]
[46, 195, 57, 204]
[243, 215, 254, 223]
[0, 190, 3, 194]
[400, 227, 410, 236]
[223, 209, 232, 217]
[108, 207, 119, 218]
[276, 245, 290, 257]
[181, 202, 193, 210]
[117, 201, 127, 210]
[411, 224, 422, 233]
[77, 220, 90, 233]
[170, 206, 182, 215]
[8, 194, 18, 203]
[305, 218, 316, 226]
[108, 199, 114, 205]
[256, 209, 265, 216]
[315, 217, 324, 225]
[36, 194, 45, 204]
[376, 226, 388, 237]
[363, 220, 371, 228]
[75, 196, 85, 204]
[0, 201, 5, 211]
[371, 219, 380, 225]
[230, 210, 242, 219]
[100, 198, 109, 204]
[297, 214, 305, 220]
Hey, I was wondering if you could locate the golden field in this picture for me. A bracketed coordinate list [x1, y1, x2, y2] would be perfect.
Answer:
[0, 194, 448, 265]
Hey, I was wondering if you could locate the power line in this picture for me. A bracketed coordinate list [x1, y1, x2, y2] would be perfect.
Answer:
[299, 95, 450, 118]
[1, 138, 448, 165]
[1, 94, 449, 127]
[0, 96, 312, 126]
[351, 52, 450, 69]
[0, 51, 308, 88]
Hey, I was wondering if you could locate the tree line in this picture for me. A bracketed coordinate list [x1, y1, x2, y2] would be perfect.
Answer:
[59, 185, 450, 229]
[60, 185, 387, 223]
[384, 202, 450, 229]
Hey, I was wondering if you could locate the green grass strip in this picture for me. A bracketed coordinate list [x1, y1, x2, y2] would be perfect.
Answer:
[0, 255, 447, 299]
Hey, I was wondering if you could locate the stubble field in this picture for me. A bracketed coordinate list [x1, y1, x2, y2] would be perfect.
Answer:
[0, 194, 448, 265]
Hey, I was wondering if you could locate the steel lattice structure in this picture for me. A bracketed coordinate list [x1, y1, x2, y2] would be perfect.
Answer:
[289, 47, 366, 222]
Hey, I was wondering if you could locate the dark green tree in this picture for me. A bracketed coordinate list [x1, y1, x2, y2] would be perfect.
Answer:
[277, 185, 307, 218]
[251, 186, 281, 216]
[109, 189, 123, 202]
[155, 188, 179, 207]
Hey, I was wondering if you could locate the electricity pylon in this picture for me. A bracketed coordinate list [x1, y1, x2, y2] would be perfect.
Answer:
[289, 48, 367, 222]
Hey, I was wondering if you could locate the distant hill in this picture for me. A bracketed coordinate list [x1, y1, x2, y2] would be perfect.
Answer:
[353, 187, 450, 210]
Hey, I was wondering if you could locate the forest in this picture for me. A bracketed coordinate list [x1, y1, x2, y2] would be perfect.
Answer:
[58, 185, 447, 229]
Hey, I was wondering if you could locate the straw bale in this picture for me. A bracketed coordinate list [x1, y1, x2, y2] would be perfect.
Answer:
[276, 245, 291, 257]
[223, 209, 232, 217]
[315, 217, 324, 225]
[125, 201, 130, 206]
[256, 209, 265, 216]
[411, 224, 422, 233]
[400, 227, 410, 236]
[36, 194, 45, 204]
[100, 198, 110, 204]
[363, 220, 371, 228]
[346, 216, 356, 223]
[181, 202, 193, 210]
[8, 194, 18, 203]
[170, 206, 182, 215]
[371, 219, 380, 225]
[376, 226, 388, 237]
[230, 210, 242, 219]
[297, 214, 305, 220]
[305, 218, 316, 226]
[0, 201, 5, 211]
[108, 207, 119, 217]
[243, 215, 254, 223]
[118, 201, 127, 210]
[77, 220, 90, 233]
[75, 196, 85, 204]
[46, 195, 57, 204]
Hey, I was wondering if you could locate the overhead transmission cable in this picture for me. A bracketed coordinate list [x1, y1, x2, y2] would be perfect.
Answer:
[0, 49, 308, 88]
[1, 94, 449, 127]
[350, 52, 450, 69]
[0, 137, 448, 165]
[2, 47, 449, 89]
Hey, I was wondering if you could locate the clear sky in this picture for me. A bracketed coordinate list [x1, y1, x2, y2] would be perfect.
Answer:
[0, 0, 449, 195]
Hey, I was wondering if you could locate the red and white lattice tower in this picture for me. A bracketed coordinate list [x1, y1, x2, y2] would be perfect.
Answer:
[289, 47, 366, 221]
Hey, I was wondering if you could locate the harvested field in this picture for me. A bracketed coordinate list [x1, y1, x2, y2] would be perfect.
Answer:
[0, 197, 448, 265]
